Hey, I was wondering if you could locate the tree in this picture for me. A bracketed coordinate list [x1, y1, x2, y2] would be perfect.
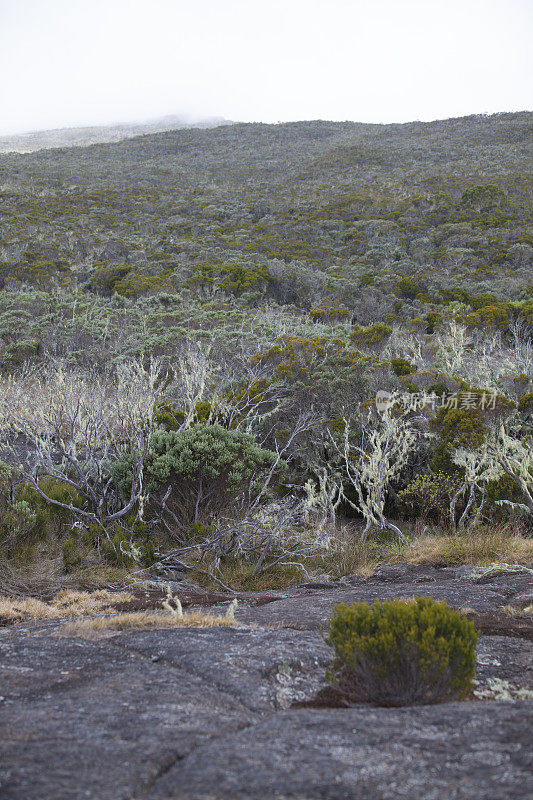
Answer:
[0, 358, 162, 538]
[333, 399, 419, 540]
[452, 417, 533, 524]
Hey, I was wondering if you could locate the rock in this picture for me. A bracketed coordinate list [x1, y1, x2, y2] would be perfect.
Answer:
[150, 703, 533, 800]
[236, 566, 530, 630]
[1, 566, 532, 799]
[114, 627, 331, 712]
[513, 592, 533, 607]
[370, 562, 448, 583]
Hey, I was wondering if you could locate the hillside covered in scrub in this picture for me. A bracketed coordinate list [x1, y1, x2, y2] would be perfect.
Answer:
[0, 112, 531, 590]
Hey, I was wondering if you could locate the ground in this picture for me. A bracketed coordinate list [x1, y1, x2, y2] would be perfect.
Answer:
[0, 564, 532, 799]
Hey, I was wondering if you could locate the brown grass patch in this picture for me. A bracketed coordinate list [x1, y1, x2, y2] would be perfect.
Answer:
[57, 609, 238, 638]
[0, 589, 134, 624]
[406, 530, 533, 567]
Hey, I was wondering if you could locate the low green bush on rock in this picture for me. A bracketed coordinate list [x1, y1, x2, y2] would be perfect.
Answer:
[323, 597, 478, 706]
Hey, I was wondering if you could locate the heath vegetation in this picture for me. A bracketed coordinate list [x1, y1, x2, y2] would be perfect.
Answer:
[0, 113, 531, 592]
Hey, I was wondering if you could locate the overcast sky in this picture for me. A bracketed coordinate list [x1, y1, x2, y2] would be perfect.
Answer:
[0, 0, 531, 135]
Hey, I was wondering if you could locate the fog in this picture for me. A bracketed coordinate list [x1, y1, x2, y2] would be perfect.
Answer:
[0, 0, 531, 135]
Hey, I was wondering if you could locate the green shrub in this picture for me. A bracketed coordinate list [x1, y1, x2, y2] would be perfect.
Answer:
[350, 322, 392, 348]
[154, 401, 185, 431]
[62, 537, 83, 572]
[397, 473, 461, 521]
[100, 531, 156, 567]
[485, 473, 522, 508]
[460, 184, 505, 212]
[89, 264, 131, 295]
[324, 597, 478, 706]
[424, 311, 442, 333]
[465, 303, 510, 330]
[1, 339, 42, 370]
[309, 305, 350, 322]
[113, 424, 283, 528]
[517, 392, 533, 414]
[395, 276, 422, 300]
[430, 407, 486, 448]
[470, 293, 498, 310]
[391, 357, 415, 377]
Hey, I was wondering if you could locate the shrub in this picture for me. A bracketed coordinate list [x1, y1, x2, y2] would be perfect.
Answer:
[309, 305, 350, 323]
[395, 276, 421, 300]
[465, 303, 510, 331]
[114, 424, 283, 528]
[485, 473, 522, 509]
[397, 473, 461, 521]
[350, 322, 392, 348]
[187, 262, 270, 297]
[460, 184, 506, 212]
[470, 293, 498, 310]
[324, 597, 478, 706]
[517, 392, 533, 414]
[430, 407, 486, 448]
[424, 311, 442, 333]
[391, 357, 415, 377]
[89, 264, 131, 295]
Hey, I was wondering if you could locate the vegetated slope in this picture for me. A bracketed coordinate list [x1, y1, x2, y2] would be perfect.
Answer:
[0, 115, 231, 154]
[0, 113, 531, 587]
[0, 112, 530, 308]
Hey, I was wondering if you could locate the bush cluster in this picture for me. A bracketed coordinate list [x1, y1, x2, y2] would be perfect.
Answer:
[324, 597, 478, 706]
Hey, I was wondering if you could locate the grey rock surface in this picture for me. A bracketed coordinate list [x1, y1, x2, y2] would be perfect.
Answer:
[150, 703, 533, 800]
[236, 565, 533, 629]
[1, 565, 532, 799]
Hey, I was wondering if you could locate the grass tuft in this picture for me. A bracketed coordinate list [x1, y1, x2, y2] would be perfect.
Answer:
[0, 589, 133, 623]
[57, 609, 238, 637]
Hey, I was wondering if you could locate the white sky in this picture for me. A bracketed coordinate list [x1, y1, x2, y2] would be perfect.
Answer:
[0, 0, 531, 135]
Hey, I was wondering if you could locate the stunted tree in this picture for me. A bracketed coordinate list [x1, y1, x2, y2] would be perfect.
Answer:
[333, 398, 419, 540]
[453, 419, 533, 523]
[0, 358, 163, 537]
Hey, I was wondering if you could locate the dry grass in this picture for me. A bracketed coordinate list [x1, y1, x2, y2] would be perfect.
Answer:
[405, 529, 533, 567]
[191, 523, 532, 590]
[57, 609, 238, 638]
[0, 550, 132, 597]
[0, 589, 133, 623]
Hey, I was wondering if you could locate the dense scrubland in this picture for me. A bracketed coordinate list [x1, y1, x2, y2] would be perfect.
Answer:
[0, 112, 531, 593]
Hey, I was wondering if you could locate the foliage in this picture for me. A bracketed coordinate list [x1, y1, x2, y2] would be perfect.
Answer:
[335, 401, 419, 540]
[0, 113, 531, 581]
[114, 424, 283, 529]
[390, 357, 415, 376]
[397, 473, 461, 521]
[324, 597, 478, 706]
[350, 323, 392, 348]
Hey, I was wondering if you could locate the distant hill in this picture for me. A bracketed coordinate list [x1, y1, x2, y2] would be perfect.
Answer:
[0, 112, 530, 310]
[0, 114, 232, 153]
